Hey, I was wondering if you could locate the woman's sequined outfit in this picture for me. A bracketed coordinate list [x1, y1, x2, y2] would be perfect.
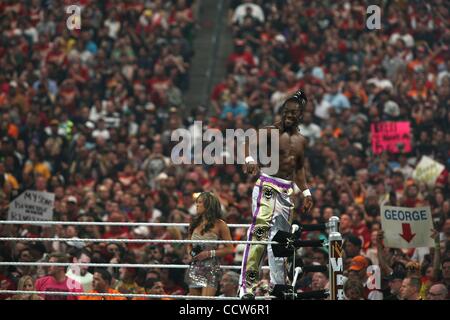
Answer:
[185, 232, 222, 288]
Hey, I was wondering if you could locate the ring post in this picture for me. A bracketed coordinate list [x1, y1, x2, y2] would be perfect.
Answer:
[328, 216, 344, 300]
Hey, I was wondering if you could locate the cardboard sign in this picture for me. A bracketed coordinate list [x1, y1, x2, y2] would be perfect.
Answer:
[8, 190, 55, 221]
[381, 205, 434, 248]
[371, 122, 411, 155]
[412, 156, 445, 187]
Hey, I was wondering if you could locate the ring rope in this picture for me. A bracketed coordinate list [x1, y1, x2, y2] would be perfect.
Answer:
[0, 221, 251, 228]
[0, 262, 271, 270]
[0, 237, 279, 245]
[0, 290, 274, 300]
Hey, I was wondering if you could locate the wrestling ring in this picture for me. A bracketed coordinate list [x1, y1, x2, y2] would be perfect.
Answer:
[0, 217, 344, 300]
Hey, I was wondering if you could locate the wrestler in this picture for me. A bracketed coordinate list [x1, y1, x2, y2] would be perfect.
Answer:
[239, 90, 313, 299]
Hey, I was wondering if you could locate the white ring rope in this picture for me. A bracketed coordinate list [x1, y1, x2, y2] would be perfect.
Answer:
[0, 262, 271, 270]
[0, 290, 274, 300]
[0, 237, 280, 245]
[0, 221, 251, 228]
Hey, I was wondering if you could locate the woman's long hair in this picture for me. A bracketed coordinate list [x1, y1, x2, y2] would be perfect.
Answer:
[189, 192, 222, 236]
[9, 276, 41, 300]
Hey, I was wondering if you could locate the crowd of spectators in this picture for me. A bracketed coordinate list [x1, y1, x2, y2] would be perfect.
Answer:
[0, 0, 449, 300]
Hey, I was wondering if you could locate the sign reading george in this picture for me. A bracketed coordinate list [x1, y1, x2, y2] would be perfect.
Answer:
[381, 205, 433, 248]
[371, 121, 411, 155]
[8, 191, 55, 221]
[412, 156, 445, 187]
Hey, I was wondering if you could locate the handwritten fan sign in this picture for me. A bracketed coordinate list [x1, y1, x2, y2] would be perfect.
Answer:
[371, 122, 411, 155]
[8, 190, 55, 221]
[381, 205, 434, 249]
[412, 156, 445, 187]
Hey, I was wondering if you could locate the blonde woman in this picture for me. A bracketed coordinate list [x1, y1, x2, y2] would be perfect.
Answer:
[7, 276, 43, 300]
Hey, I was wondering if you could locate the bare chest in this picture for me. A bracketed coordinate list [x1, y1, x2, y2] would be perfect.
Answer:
[278, 133, 303, 158]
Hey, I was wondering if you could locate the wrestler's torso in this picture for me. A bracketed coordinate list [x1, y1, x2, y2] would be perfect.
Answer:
[261, 123, 305, 181]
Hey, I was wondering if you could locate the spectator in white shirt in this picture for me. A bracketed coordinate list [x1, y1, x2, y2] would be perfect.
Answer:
[66, 249, 94, 292]
[299, 112, 322, 146]
[92, 118, 110, 140]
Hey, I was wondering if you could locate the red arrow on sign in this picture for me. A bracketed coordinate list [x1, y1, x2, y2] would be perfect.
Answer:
[399, 223, 416, 243]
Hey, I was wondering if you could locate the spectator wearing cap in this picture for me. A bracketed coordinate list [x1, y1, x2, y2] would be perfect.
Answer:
[400, 276, 422, 300]
[384, 270, 406, 300]
[128, 226, 150, 254]
[347, 255, 369, 283]
[66, 196, 79, 221]
[80, 269, 126, 300]
[347, 255, 383, 300]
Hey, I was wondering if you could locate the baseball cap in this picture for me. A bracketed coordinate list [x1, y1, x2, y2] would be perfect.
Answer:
[133, 226, 149, 237]
[383, 101, 400, 117]
[349, 255, 369, 271]
[65, 237, 85, 249]
[85, 121, 95, 129]
[349, 65, 359, 73]
[145, 102, 156, 112]
[275, 34, 286, 43]
[67, 196, 78, 204]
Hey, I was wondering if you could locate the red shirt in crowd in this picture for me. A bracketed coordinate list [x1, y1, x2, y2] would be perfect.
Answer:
[352, 222, 371, 251]
[227, 52, 256, 69]
[35, 276, 83, 300]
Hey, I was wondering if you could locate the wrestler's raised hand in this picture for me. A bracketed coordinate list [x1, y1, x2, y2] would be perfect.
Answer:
[243, 156, 260, 176]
